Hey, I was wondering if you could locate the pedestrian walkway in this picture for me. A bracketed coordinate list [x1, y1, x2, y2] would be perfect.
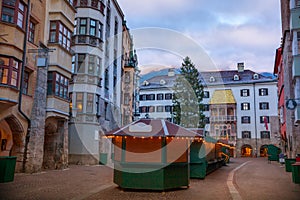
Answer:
[0, 158, 299, 200]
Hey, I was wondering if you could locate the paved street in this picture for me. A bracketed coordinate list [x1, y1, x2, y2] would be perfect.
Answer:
[0, 158, 299, 200]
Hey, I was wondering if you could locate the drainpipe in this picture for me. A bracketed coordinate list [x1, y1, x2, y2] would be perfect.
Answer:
[18, 0, 31, 172]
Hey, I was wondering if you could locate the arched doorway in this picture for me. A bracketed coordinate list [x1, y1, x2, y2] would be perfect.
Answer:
[43, 117, 67, 170]
[241, 144, 253, 157]
[0, 115, 24, 172]
[260, 145, 268, 157]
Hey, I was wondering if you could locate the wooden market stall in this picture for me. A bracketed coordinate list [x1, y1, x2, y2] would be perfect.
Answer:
[105, 119, 199, 190]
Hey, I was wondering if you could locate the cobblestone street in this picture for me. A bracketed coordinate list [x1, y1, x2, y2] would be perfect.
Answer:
[0, 158, 299, 200]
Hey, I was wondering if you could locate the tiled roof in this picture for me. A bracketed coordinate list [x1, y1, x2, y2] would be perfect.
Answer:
[199, 70, 276, 86]
[105, 119, 201, 138]
[209, 89, 236, 104]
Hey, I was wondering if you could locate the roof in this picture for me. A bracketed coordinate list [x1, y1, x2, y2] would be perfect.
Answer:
[105, 119, 201, 138]
[199, 70, 277, 86]
[140, 74, 178, 90]
[209, 89, 236, 104]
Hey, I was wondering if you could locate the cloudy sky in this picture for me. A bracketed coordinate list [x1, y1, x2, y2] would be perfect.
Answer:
[118, 0, 282, 74]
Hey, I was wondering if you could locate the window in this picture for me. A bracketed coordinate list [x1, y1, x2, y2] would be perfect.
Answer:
[203, 91, 209, 98]
[22, 71, 29, 94]
[203, 104, 209, 111]
[139, 106, 148, 113]
[88, 55, 96, 75]
[157, 94, 164, 100]
[96, 94, 100, 117]
[241, 116, 251, 124]
[241, 103, 250, 110]
[71, 56, 75, 73]
[0, 56, 20, 87]
[91, 0, 98, 8]
[165, 106, 172, 113]
[79, 18, 87, 35]
[242, 131, 251, 139]
[165, 93, 172, 100]
[260, 116, 269, 123]
[47, 72, 69, 99]
[156, 106, 164, 112]
[86, 93, 94, 113]
[259, 102, 269, 110]
[240, 89, 250, 97]
[104, 68, 109, 89]
[233, 74, 239, 81]
[90, 19, 96, 36]
[149, 106, 155, 113]
[76, 93, 83, 113]
[49, 21, 71, 51]
[259, 88, 268, 96]
[139, 94, 146, 101]
[67, 0, 76, 7]
[104, 101, 109, 120]
[146, 94, 155, 100]
[77, 54, 86, 73]
[261, 131, 270, 139]
[28, 21, 35, 43]
[80, 0, 88, 6]
[1, 0, 26, 29]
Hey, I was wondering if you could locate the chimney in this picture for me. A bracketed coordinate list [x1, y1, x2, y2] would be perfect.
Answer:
[237, 62, 244, 72]
[168, 68, 175, 76]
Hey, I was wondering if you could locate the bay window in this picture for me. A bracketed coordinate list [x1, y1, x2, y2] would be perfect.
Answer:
[49, 21, 71, 51]
[1, 0, 26, 29]
[0, 56, 20, 87]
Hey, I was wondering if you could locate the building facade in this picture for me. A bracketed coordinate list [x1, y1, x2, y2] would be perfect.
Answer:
[279, 0, 300, 158]
[0, 0, 75, 172]
[139, 64, 279, 157]
[69, 0, 134, 165]
[120, 22, 138, 126]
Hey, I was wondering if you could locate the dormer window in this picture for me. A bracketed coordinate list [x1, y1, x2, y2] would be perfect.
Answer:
[253, 73, 259, 80]
[209, 76, 215, 82]
[233, 74, 240, 81]
[143, 80, 149, 86]
[160, 79, 166, 85]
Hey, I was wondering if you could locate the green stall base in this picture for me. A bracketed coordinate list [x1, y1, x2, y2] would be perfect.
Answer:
[114, 162, 189, 190]
[99, 153, 108, 165]
[267, 145, 281, 161]
[190, 162, 207, 179]
[0, 156, 17, 183]
[291, 163, 300, 184]
[285, 158, 296, 172]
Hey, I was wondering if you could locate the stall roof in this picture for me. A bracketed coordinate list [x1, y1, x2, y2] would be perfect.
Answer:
[105, 119, 201, 138]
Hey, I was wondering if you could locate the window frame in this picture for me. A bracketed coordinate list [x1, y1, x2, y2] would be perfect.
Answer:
[241, 102, 250, 110]
[241, 116, 251, 124]
[0, 56, 20, 87]
[240, 89, 250, 97]
[242, 131, 251, 139]
[49, 21, 71, 51]
[47, 71, 69, 100]
[203, 91, 210, 98]
[259, 102, 269, 110]
[28, 20, 35, 43]
[259, 88, 268, 96]
[1, 0, 26, 29]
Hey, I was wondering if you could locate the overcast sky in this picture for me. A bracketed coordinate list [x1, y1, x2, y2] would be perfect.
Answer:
[118, 0, 282, 74]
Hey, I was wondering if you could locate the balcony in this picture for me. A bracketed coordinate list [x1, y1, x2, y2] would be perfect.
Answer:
[210, 115, 237, 122]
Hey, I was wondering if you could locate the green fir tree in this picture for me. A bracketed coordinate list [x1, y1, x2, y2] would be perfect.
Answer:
[172, 56, 205, 128]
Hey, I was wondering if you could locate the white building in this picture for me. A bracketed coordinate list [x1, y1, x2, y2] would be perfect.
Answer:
[69, 0, 125, 164]
[139, 64, 279, 157]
